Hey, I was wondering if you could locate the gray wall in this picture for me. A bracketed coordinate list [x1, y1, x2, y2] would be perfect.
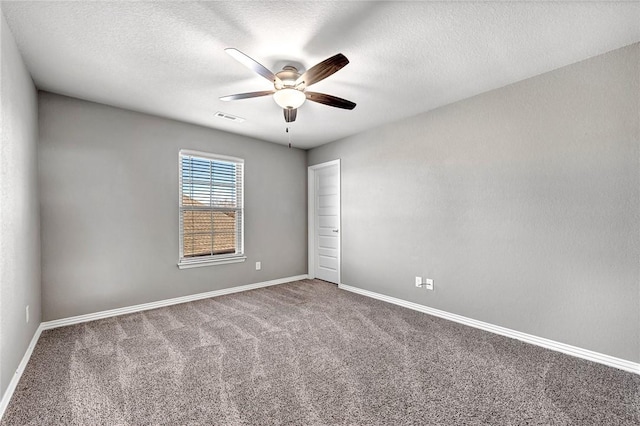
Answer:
[39, 92, 307, 321]
[308, 43, 640, 362]
[0, 10, 41, 399]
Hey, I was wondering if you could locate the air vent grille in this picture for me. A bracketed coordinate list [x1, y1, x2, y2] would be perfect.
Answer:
[215, 111, 245, 123]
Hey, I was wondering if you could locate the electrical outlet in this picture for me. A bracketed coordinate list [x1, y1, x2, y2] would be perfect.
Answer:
[415, 277, 422, 288]
[425, 278, 434, 290]
[256, 261, 261, 271]
[26, 305, 29, 323]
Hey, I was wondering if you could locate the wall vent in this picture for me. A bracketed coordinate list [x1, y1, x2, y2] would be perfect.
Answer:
[215, 111, 245, 123]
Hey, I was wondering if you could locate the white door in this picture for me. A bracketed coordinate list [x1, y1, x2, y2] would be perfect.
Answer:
[309, 161, 340, 283]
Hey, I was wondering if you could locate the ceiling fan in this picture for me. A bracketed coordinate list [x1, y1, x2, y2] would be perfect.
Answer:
[220, 48, 356, 123]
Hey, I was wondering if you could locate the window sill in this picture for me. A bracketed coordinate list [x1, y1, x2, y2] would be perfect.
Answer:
[178, 255, 246, 269]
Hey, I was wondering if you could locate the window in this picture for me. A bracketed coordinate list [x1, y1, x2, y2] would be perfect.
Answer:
[178, 150, 245, 268]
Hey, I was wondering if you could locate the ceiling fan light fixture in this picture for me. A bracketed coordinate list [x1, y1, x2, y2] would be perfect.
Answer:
[273, 88, 306, 109]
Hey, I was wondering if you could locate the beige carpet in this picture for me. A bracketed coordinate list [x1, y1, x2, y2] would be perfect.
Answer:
[2, 279, 639, 425]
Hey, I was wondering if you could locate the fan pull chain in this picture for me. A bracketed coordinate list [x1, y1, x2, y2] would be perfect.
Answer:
[286, 127, 291, 148]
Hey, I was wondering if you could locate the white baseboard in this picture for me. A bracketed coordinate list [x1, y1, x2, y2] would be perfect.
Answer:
[42, 274, 309, 330]
[0, 274, 308, 421]
[338, 283, 640, 375]
[0, 324, 43, 419]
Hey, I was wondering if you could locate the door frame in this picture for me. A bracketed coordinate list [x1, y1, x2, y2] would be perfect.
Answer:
[308, 159, 341, 283]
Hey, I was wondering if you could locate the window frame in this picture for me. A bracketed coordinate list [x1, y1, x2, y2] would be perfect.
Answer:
[178, 149, 246, 269]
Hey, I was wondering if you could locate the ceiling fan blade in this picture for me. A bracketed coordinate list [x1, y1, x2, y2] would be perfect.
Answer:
[225, 48, 282, 86]
[219, 90, 275, 101]
[306, 92, 356, 110]
[284, 108, 297, 123]
[296, 53, 349, 87]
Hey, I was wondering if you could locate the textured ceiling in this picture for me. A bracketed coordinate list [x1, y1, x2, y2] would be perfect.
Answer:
[2, 1, 640, 149]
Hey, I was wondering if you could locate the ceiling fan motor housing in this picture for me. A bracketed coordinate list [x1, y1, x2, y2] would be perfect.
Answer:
[275, 66, 304, 89]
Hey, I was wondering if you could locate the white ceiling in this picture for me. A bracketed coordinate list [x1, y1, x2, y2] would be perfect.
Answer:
[2, 1, 639, 149]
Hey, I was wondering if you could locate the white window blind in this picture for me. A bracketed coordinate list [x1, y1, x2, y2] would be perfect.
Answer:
[179, 150, 244, 268]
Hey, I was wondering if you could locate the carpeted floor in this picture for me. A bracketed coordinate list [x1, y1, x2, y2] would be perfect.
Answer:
[2, 279, 639, 425]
